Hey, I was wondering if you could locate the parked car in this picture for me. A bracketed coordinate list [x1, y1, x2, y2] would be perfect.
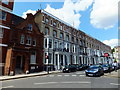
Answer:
[77, 64, 89, 71]
[118, 63, 120, 69]
[102, 64, 112, 73]
[85, 65, 104, 77]
[62, 65, 77, 73]
[83, 64, 89, 70]
[110, 64, 115, 71]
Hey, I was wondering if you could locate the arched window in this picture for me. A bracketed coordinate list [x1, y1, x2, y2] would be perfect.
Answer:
[45, 27, 49, 35]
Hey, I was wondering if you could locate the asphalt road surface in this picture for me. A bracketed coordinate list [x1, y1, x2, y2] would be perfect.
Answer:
[1, 71, 120, 88]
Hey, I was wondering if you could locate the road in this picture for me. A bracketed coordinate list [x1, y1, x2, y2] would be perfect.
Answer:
[1, 71, 120, 88]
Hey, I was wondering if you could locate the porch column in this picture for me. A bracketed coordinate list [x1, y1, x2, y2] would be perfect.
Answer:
[58, 54, 60, 70]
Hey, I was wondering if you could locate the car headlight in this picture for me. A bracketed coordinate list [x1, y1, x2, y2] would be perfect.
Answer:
[93, 69, 99, 73]
[66, 69, 69, 70]
[104, 67, 108, 70]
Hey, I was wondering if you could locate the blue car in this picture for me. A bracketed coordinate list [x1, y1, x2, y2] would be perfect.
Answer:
[85, 65, 104, 77]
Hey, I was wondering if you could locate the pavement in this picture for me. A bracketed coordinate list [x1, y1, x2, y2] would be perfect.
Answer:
[104, 69, 120, 78]
[0, 70, 61, 81]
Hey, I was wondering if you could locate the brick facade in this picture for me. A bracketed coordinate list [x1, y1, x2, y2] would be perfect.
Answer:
[0, 1, 14, 75]
[4, 14, 44, 75]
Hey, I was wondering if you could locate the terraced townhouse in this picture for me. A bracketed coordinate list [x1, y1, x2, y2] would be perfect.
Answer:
[34, 10, 113, 71]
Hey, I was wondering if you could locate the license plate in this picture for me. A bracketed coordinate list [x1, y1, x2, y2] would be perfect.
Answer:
[88, 74, 93, 76]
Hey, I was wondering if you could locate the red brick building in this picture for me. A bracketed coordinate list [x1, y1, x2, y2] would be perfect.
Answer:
[3, 13, 44, 75]
[0, 0, 14, 75]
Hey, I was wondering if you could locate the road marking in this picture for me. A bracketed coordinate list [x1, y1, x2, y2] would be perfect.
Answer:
[2, 86, 14, 88]
[85, 77, 91, 78]
[61, 81, 91, 84]
[34, 82, 58, 85]
[64, 75, 70, 76]
[57, 75, 62, 77]
[110, 83, 120, 86]
[79, 75, 85, 76]
[34, 81, 91, 85]
[72, 75, 77, 76]
[76, 72, 85, 74]
[49, 75, 54, 77]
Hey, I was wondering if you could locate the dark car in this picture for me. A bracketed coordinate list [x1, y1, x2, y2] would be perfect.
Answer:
[118, 63, 120, 69]
[102, 64, 112, 73]
[85, 65, 104, 77]
[77, 64, 89, 71]
[63, 65, 77, 73]
[110, 64, 115, 71]
[83, 64, 89, 70]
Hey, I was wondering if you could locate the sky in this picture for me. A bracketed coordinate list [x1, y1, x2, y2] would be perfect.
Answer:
[13, 0, 119, 48]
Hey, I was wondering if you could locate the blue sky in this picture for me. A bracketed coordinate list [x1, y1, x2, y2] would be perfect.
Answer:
[13, 0, 119, 48]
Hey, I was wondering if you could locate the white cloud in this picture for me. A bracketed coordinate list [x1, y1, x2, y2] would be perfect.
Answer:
[103, 39, 120, 48]
[21, 0, 119, 30]
[44, 0, 93, 29]
[90, 0, 119, 29]
[22, 10, 36, 18]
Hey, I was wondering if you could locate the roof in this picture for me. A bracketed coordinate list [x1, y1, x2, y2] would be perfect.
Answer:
[11, 14, 25, 25]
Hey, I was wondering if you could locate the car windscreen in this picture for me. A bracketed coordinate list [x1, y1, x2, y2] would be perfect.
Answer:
[65, 65, 69, 68]
[89, 66, 99, 69]
[102, 65, 108, 67]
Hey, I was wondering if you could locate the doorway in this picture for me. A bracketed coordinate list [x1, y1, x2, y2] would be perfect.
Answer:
[15, 56, 24, 74]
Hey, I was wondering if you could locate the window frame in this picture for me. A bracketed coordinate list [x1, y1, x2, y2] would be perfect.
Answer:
[33, 39, 36, 46]
[26, 36, 32, 45]
[45, 27, 49, 35]
[60, 32, 63, 39]
[53, 30, 57, 37]
[20, 34, 25, 44]
[0, 11, 7, 21]
[27, 24, 32, 31]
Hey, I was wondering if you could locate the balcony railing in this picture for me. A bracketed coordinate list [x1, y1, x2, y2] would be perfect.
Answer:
[53, 48, 69, 52]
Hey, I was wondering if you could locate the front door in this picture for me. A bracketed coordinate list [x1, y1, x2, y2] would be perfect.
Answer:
[15, 56, 24, 74]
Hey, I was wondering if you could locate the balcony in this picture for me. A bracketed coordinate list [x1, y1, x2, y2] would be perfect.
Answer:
[53, 48, 69, 52]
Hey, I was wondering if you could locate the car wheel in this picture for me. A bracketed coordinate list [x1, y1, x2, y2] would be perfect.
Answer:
[97, 73, 101, 77]
[86, 73, 88, 77]
[68, 70, 70, 73]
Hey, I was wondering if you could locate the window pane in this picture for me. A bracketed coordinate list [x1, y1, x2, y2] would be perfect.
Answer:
[0, 11, 7, 20]
[60, 33, 63, 39]
[45, 18, 49, 24]
[45, 28, 49, 35]
[45, 38, 47, 48]
[66, 35, 69, 41]
[33, 39, 36, 46]
[27, 24, 32, 31]
[49, 39, 52, 48]
[53, 30, 57, 37]
[48, 53, 52, 63]
[30, 51, 36, 64]
[26, 36, 31, 45]
[20, 34, 24, 44]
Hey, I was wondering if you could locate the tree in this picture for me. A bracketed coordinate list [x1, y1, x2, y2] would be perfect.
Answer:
[111, 48, 115, 54]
